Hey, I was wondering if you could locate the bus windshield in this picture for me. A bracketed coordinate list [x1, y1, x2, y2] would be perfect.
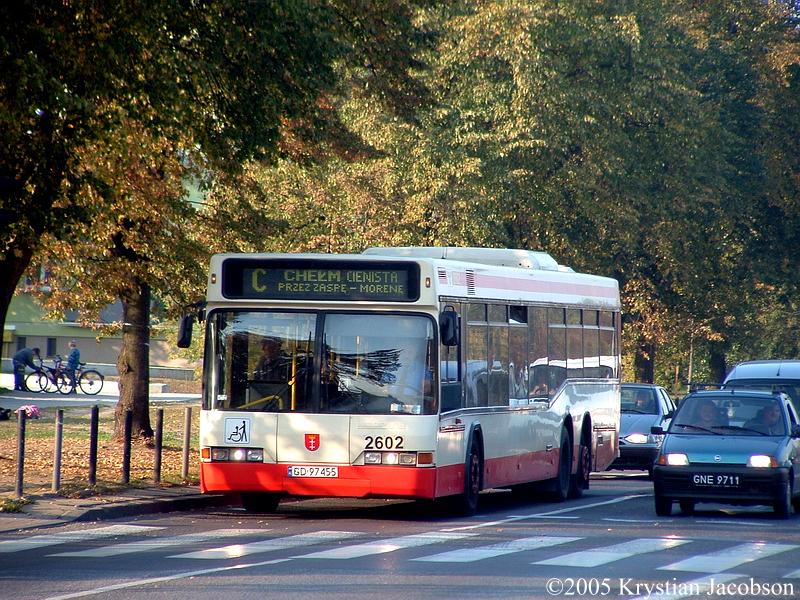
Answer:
[205, 310, 436, 415]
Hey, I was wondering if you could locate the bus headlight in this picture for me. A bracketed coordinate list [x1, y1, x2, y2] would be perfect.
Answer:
[246, 449, 264, 462]
[205, 447, 264, 462]
[364, 452, 382, 464]
[211, 448, 229, 461]
[362, 451, 421, 466]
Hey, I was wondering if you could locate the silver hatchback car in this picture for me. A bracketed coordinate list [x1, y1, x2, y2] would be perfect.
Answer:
[609, 383, 676, 477]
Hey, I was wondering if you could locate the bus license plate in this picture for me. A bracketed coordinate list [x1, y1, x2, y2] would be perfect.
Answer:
[287, 466, 339, 478]
[692, 474, 740, 487]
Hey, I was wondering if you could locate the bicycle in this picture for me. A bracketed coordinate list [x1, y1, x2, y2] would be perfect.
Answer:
[59, 362, 105, 395]
[25, 355, 72, 394]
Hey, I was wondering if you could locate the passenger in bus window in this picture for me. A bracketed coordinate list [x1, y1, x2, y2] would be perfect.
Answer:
[254, 337, 289, 381]
[530, 370, 548, 397]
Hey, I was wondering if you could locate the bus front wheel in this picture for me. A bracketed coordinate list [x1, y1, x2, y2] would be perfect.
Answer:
[453, 442, 482, 516]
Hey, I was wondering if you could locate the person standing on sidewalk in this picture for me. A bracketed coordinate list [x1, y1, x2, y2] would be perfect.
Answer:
[12, 347, 40, 391]
[65, 340, 80, 394]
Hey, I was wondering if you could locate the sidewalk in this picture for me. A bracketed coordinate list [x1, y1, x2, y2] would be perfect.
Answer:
[0, 372, 201, 409]
[0, 374, 214, 533]
[0, 486, 234, 533]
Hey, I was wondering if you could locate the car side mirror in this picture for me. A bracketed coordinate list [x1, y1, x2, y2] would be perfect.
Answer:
[651, 426, 665, 435]
[791, 424, 800, 439]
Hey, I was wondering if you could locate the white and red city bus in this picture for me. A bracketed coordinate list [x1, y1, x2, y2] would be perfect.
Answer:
[181, 247, 620, 514]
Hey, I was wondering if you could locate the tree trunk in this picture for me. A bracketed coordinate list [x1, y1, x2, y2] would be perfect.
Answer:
[708, 342, 727, 385]
[633, 339, 656, 383]
[114, 279, 153, 441]
[0, 245, 34, 349]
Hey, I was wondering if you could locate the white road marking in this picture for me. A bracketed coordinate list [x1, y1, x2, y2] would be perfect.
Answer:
[294, 531, 475, 559]
[534, 537, 690, 567]
[441, 494, 646, 531]
[51, 528, 265, 558]
[43, 558, 291, 600]
[659, 542, 798, 573]
[0, 525, 160, 553]
[171, 530, 362, 559]
[412, 535, 581, 563]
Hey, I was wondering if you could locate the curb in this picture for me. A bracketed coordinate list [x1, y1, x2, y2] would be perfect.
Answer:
[1, 493, 235, 532]
[71, 493, 235, 523]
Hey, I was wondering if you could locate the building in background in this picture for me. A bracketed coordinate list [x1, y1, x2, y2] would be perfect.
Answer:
[2, 292, 190, 375]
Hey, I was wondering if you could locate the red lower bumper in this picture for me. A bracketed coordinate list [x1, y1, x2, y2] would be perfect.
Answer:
[201, 462, 438, 500]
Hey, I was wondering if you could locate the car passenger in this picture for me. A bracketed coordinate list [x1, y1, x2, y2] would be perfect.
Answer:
[744, 403, 785, 435]
[692, 399, 724, 429]
[634, 390, 656, 414]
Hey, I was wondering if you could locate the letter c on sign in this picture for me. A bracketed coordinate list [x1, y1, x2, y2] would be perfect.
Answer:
[252, 268, 267, 292]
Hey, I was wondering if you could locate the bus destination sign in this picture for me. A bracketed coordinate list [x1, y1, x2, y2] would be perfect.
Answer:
[222, 259, 419, 302]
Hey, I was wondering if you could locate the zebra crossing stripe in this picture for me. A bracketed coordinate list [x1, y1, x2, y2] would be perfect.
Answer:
[0, 525, 160, 553]
[534, 537, 690, 568]
[294, 531, 476, 560]
[659, 542, 798, 573]
[50, 529, 266, 558]
[170, 530, 362, 560]
[412, 535, 581, 563]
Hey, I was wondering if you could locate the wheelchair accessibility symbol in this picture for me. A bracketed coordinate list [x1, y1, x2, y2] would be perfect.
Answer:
[225, 418, 252, 444]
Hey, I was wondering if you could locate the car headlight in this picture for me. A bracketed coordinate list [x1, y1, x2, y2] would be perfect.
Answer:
[659, 453, 689, 466]
[747, 454, 777, 468]
[625, 433, 649, 444]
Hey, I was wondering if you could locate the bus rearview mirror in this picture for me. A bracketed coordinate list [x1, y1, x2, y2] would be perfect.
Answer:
[440, 310, 459, 347]
[177, 314, 193, 348]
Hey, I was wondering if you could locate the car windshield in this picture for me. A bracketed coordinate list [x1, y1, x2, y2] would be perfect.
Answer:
[621, 387, 658, 415]
[724, 380, 800, 414]
[669, 395, 787, 436]
[204, 310, 437, 415]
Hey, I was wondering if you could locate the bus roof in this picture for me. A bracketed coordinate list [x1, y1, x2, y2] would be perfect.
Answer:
[207, 248, 620, 310]
[363, 246, 562, 271]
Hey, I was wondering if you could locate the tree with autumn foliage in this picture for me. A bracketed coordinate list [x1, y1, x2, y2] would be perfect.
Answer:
[233, 0, 799, 385]
[2, 0, 429, 440]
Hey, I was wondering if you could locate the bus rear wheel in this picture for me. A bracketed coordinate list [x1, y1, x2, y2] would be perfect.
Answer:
[241, 492, 281, 513]
[551, 427, 571, 502]
[569, 436, 590, 499]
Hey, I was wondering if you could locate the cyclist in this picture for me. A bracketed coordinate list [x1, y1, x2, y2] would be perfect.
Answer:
[65, 340, 80, 394]
[13, 347, 40, 391]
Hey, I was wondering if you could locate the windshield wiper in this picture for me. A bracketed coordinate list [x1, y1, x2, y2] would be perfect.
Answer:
[714, 424, 769, 436]
[673, 423, 722, 435]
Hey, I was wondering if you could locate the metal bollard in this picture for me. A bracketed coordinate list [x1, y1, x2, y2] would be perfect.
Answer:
[121, 409, 133, 484]
[181, 406, 192, 480]
[153, 408, 163, 482]
[52, 409, 64, 492]
[88, 405, 99, 486]
[15, 410, 27, 499]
